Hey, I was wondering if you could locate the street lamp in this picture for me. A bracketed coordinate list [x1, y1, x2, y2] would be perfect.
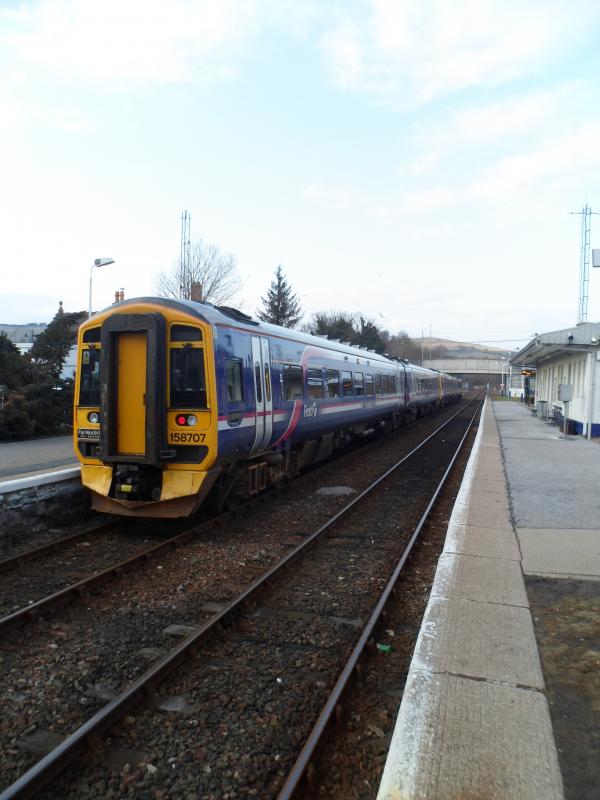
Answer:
[89, 257, 115, 318]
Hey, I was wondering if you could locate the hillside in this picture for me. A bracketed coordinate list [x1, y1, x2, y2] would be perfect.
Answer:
[424, 337, 514, 360]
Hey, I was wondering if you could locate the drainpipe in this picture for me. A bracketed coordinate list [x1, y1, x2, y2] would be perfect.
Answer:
[587, 352, 595, 440]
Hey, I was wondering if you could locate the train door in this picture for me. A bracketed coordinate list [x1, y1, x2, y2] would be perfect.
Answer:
[116, 333, 147, 455]
[250, 336, 273, 452]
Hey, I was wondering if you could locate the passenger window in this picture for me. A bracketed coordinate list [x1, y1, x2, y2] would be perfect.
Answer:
[79, 348, 101, 406]
[170, 325, 202, 342]
[354, 372, 364, 396]
[374, 374, 382, 394]
[264, 364, 271, 402]
[225, 358, 244, 403]
[255, 363, 262, 403]
[83, 327, 101, 343]
[170, 347, 207, 408]
[341, 371, 353, 396]
[307, 368, 324, 399]
[390, 376, 396, 393]
[382, 375, 390, 394]
[283, 364, 304, 400]
[365, 374, 374, 395]
[342, 372, 352, 397]
[325, 369, 340, 398]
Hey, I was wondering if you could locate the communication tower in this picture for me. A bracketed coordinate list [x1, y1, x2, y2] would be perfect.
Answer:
[570, 204, 599, 324]
[180, 210, 191, 297]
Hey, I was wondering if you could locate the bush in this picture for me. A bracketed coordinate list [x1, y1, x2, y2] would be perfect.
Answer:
[0, 393, 36, 439]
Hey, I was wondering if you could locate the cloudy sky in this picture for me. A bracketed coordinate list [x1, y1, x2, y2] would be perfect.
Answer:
[1, 0, 600, 348]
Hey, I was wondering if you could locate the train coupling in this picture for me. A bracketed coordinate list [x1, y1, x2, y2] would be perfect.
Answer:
[112, 463, 163, 502]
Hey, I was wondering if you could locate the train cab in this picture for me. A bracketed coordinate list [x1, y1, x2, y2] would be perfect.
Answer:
[74, 301, 220, 517]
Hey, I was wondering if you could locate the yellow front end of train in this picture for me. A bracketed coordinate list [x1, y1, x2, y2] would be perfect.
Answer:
[73, 300, 219, 517]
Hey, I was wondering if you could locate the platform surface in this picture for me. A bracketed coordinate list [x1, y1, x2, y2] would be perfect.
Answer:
[0, 436, 77, 481]
[377, 399, 565, 800]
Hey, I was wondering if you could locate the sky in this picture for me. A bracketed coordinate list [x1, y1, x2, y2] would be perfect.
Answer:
[1, 0, 600, 349]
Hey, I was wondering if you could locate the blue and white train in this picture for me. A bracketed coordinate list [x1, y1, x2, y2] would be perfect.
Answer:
[73, 298, 462, 517]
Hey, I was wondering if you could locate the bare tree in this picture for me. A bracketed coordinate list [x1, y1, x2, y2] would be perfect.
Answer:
[157, 238, 240, 305]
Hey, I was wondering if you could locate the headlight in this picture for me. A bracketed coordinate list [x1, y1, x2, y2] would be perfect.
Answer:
[88, 412, 100, 424]
[187, 414, 198, 426]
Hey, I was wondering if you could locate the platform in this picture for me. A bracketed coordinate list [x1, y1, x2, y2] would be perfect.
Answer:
[0, 436, 77, 482]
[377, 398, 600, 800]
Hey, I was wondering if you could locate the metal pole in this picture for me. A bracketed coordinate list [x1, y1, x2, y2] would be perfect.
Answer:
[88, 265, 94, 318]
[588, 352, 595, 440]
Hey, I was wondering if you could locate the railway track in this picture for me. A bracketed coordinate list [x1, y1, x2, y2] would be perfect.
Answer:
[0, 396, 481, 799]
[0, 397, 475, 635]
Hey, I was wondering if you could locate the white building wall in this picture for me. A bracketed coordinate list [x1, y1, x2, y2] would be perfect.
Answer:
[536, 351, 600, 435]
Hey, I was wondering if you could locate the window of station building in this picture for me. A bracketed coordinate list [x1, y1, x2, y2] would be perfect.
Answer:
[365, 374, 374, 395]
[326, 368, 340, 398]
[170, 324, 202, 342]
[381, 375, 390, 394]
[307, 368, 325, 399]
[225, 358, 244, 403]
[170, 346, 207, 408]
[374, 374, 382, 394]
[283, 364, 304, 400]
[354, 372, 364, 396]
[79, 348, 101, 406]
[341, 371, 353, 396]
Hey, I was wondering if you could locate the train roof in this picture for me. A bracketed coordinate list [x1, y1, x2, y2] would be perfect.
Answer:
[95, 296, 460, 382]
[99, 296, 401, 366]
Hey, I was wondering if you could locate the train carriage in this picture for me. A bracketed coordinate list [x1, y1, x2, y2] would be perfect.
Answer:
[74, 297, 461, 518]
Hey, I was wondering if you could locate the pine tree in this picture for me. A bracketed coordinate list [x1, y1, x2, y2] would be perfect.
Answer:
[30, 305, 87, 379]
[257, 265, 302, 328]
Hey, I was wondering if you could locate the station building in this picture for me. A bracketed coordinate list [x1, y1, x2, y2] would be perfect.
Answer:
[510, 322, 600, 437]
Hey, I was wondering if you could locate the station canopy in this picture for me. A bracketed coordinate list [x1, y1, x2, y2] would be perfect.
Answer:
[510, 322, 600, 367]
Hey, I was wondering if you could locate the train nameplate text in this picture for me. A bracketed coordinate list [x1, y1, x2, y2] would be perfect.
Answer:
[77, 428, 100, 441]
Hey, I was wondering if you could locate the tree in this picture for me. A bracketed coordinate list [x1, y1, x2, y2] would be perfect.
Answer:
[385, 331, 422, 362]
[0, 333, 28, 390]
[310, 311, 357, 342]
[305, 311, 388, 353]
[257, 265, 302, 328]
[30, 305, 87, 379]
[157, 238, 240, 305]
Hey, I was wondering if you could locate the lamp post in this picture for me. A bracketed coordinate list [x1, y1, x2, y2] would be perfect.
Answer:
[497, 358, 506, 396]
[89, 258, 115, 318]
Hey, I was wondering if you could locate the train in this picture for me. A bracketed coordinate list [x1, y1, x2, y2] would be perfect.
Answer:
[73, 297, 462, 517]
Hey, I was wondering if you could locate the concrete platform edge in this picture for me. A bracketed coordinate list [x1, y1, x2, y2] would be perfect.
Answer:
[376, 398, 564, 800]
[0, 467, 81, 496]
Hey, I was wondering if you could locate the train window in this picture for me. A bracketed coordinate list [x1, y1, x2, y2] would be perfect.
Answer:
[255, 363, 262, 403]
[170, 347, 207, 408]
[264, 364, 271, 402]
[225, 358, 244, 403]
[365, 374, 374, 395]
[170, 325, 202, 342]
[374, 374, 382, 394]
[382, 375, 390, 394]
[283, 364, 303, 400]
[341, 371, 353, 396]
[354, 372, 364, 395]
[325, 369, 340, 398]
[79, 348, 100, 406]
[83, 327, 101, 343]
[307, 368, 324, 399]
[390, 376, 396, 393]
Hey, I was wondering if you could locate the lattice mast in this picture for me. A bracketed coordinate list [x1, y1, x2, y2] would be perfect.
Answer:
[570, 205, 598, 324]
[180, 210, 191, 298]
